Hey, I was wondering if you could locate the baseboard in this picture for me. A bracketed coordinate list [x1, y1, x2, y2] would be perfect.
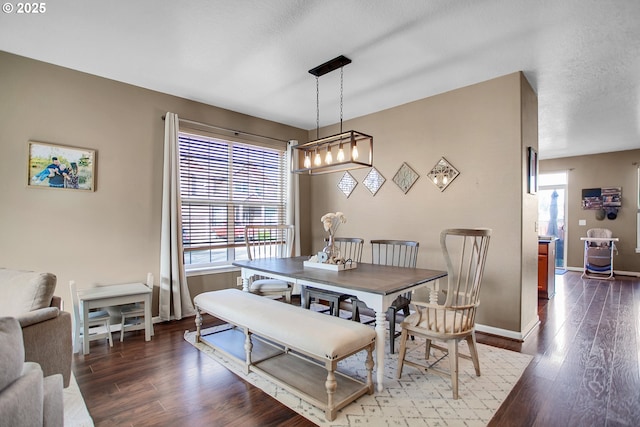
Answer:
[476, 316, 540, 342]
[566, 266, 640, 277]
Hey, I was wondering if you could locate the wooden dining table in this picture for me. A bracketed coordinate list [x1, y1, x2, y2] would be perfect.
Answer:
[233, 256, 447, 391]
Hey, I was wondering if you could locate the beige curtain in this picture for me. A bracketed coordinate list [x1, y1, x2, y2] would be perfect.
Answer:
[286, 140, 302, 295]
[286, 140, 301, 257]
[160, 112, 195, 320]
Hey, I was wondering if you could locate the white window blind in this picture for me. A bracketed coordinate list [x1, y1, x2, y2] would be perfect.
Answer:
[178, 131, 287, 268]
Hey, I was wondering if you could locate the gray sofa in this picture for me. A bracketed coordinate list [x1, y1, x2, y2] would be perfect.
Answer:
[0, 269, 72, 388]
[0, 316, 64, 427]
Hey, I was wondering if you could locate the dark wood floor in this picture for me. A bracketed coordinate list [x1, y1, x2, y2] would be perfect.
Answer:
[73, 271, 640, 426]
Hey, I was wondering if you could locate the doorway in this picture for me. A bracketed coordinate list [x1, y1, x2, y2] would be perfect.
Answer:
[538, 172, 568, 269]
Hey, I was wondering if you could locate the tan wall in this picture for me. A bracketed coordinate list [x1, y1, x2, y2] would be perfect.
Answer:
[0, 52, 308, 312]
[0, 51, 541, 337]
[520, 74, 540, 334]
[306, 72, 539, 336]
[540, 150, 640, 273]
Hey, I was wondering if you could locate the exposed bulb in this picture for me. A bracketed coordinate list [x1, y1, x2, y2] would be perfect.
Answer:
[337, 144, 345, 162]
[303, 152, 311, 168]
[352, 143, 359, 160]
[314, 149, 322, 166]
[325, 147, 333, 164]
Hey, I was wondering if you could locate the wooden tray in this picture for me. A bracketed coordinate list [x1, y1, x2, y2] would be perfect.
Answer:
[303, 261, 357, 271]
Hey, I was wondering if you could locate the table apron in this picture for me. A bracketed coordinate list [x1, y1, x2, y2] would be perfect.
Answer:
[83, 294, 150, 310]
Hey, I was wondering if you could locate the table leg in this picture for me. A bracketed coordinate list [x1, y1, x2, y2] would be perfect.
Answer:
[82, 302, 90, 355]
[144, 294, 152, 341]
[374, 310, 387, 392]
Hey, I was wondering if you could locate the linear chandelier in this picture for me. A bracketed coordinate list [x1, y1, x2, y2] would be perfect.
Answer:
[292, 55, 373, 175]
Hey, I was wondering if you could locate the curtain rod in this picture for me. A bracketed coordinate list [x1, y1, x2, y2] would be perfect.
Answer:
[161, 115, 290, 143]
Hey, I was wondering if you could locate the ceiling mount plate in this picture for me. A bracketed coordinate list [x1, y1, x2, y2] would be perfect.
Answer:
[309, 55, 352, 77]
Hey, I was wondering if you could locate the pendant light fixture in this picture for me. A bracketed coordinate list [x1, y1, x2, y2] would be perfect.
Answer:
[291, 55, 373, 174]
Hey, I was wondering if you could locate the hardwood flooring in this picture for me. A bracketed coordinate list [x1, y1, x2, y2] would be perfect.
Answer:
[73, 272, 640, 426]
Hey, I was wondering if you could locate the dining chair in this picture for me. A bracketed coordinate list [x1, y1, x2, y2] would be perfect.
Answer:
[303, 237, 364, 318]
[244, 225, 294, 302]
[119, 273, 155, 342]
[353, 239, 419, 353]
[396, 228, 491, 399]
[69, 280, 113, 353]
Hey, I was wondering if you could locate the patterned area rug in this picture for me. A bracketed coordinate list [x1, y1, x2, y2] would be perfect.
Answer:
[184, 320, 532, 426]
[64, 373, 94, 427]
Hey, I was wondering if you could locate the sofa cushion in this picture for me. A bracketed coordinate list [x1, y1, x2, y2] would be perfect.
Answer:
[0, 269, 56, 316]
[0, 317, 25, 391]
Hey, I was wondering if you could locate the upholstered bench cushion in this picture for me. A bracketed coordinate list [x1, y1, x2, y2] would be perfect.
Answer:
[194, 289, 376, 360]
[0, 269, 57, 316]
[250, 278, 290, 291]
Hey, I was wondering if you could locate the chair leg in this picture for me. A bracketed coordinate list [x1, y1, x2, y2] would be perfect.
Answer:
[330, 299, 340, 316]
[106, 320, 113, 347]
[448, 339, 459, 399]
[120, 316, 126, 342]
[397, 329, 409, 379]
[303, 289, 311, 309]
[351, 299, 360, 322]
[466, 333, 481, 376]
[389, 308, 397, 353]
[284, 289, 291, 303]
[424, 339, 432, 360]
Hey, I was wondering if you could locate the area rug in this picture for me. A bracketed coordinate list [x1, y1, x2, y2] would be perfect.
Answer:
[64, 373, 94, 427]
[184, 319, 532, 426]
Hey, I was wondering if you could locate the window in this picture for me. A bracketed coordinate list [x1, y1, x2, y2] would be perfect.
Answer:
[178, 131, 288, 269]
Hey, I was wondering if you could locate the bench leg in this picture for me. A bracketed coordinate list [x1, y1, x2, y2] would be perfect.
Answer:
[195, 308, 203, 343]
[244, 329, 253, 374]
[365, 344, 375, 394]
[325, 368, 337, 421]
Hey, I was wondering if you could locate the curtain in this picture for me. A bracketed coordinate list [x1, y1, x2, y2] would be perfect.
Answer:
[286, 140, 301, 256]
[287, 140, 302, 295]
[160, 112, 196, 320]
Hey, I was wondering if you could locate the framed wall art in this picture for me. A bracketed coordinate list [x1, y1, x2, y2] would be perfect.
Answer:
[27, 141, 96, 191]
[393, 162, 420, 194]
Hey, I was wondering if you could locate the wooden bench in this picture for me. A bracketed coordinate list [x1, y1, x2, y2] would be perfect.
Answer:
[194, 289, 376, 421]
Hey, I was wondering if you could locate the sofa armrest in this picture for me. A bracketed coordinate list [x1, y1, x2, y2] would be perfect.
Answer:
[17, 307, 60, 328]
[43, 373, 64, 427]
[20, 311, 72, 388]
[50, 295, 63, 310]
[0, 362, 44, 427]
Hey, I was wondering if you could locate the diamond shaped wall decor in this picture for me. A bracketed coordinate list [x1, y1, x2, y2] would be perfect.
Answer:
[337, 171, 357, 198]
[427, 157, 459, 192]
[393, 162, 420, 194]
[363, 167, 385, 196]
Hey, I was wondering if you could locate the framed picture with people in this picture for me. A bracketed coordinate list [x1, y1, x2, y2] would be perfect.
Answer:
[27, 141, 96, 191]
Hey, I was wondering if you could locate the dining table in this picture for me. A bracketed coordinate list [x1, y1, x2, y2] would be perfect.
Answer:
[233, 256, 447, 392]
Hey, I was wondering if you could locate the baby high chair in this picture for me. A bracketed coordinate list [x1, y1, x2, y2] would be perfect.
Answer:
[581, 228, 619, 279]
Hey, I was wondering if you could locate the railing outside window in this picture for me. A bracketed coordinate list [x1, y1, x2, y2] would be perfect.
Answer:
[178, 132, 287, 269]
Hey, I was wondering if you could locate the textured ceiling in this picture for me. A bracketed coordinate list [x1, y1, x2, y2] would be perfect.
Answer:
[1, 0, 639, 159]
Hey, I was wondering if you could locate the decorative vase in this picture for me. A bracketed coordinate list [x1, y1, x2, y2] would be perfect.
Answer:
[323, 234, 341, 263]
